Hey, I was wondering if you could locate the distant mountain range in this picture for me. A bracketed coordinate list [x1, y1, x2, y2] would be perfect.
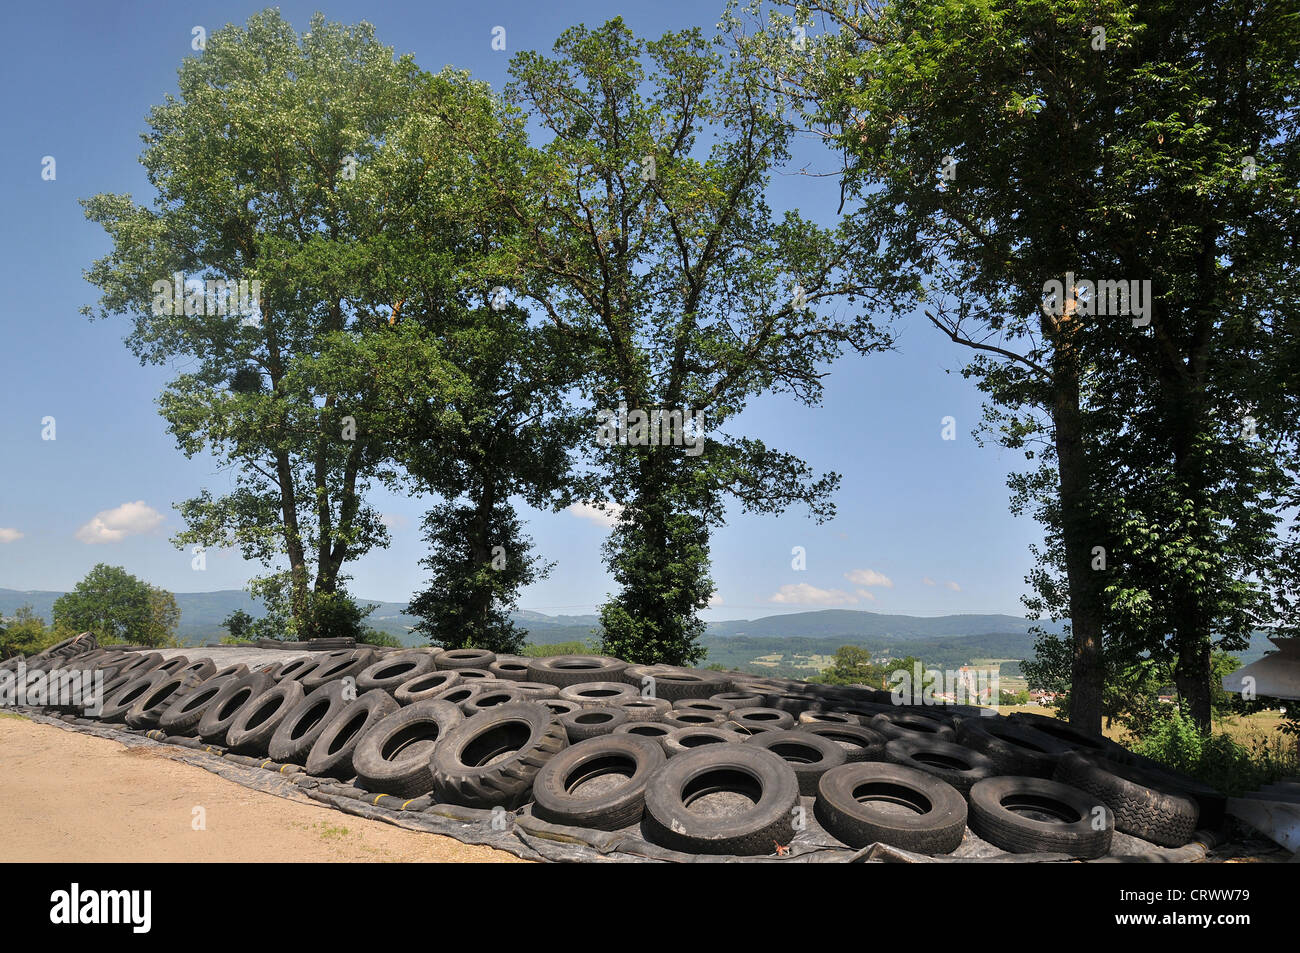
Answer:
[0, 587, 1275, 668]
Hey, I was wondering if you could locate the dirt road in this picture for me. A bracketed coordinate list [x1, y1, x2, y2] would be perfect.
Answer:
[0, 714, 525, 863]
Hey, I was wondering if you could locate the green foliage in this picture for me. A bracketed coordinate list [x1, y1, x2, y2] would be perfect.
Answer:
[811, 645, 890, 687]
[500, 18, 896, 666]
[52, 564, 179, 647]
[0, 606, 77, 658]
[221, 609, 254, 642]
[1134, 706, 1299, 797]
[520, 640, 600, 658]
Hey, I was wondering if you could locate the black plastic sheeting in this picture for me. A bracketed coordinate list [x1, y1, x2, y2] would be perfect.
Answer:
[13, 710, 1228, 864]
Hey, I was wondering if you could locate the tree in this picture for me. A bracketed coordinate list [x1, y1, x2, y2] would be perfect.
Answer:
[496, 19, 896, 665]
[52, 564, 178, 647]
[80, 11, 428, 638]
[0, 606, 76, 659]
[733, 0, 1300, 731]
[814, 645, 887, 686]
[221, 609, 255, 643]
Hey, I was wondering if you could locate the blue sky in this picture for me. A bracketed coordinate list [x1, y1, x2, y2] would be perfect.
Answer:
[0, 0, 1043, 620]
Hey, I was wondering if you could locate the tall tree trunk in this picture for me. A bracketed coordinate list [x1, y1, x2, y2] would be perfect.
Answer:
[1053, 358, 1105, 734]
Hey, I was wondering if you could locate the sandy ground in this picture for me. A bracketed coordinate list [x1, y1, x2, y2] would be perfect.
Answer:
[0, 715, 526, 863]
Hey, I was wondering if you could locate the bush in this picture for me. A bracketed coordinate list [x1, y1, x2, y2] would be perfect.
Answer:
[1134, 705, 1298, 796]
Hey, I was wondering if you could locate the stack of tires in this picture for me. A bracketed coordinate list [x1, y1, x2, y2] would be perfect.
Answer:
[43, 645, 1221, 859]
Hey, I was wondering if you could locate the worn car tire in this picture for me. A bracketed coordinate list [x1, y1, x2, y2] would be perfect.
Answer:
[123, 674, 191, 729]
[727, 707, 796, 734]
[815, 762, 967, 854]
[435, 648, 498, 671]
[156, 672, 241, 735]
[643, 745, 800, 856]
[225, 680, 306, 755]
[305, 689, 399, 780]
[429, 702, 568, 809]
[532, 734, 666, 831]
[299, 648, 378, 693]
[270, 656, 319, 684]
[749, 729, 848, 796]
[622, 665, 729, 702]
[196, 672, 274, 744]
[869, 712, 956, 743]
[351, 699, 465, 798]
[884, 737, 997, 796]
[662, 725, 746, 757]
[1054, 751, 1199, 847]
[560, 706, 628, 742]
[968, 775, 1114, 858]
[393, 670, 461, 706]
[356, 652, 437, 694]
[267, 682, 350, 765]
[527, 655, 629, 688]
[98, 672, 166, 723]
[795, 722, 889, 763]
[614, 721, 674, 749]
[954, 717, 1071, 778]
[558, 681, 642, 708]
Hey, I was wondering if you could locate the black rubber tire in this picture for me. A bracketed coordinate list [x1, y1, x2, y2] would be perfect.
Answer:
[815, 762, 967, 854]
[114, 652, 165, 680]
[662, 709, 729, 730]
[270, 656, 319, 684]
[435, 648, 498, 671]
[527, 655, 629, 688]
[512, 681, 561, 700]
[305, 689, 400, 780]
[98, 672, 166, 723]
[764, 692, 818, 715]
[727, 707, 796, 734]
[173, 659, 217, 684]
[451, 667, 495, 682]
[155, 655, 193, 677]
[795, 722, 889, 763]
[299, 648, 378, 692]
[356, 651, 437, 694]
[558, 681, 641, 708]
[1053, 751, 1199, 847]
[711, 691, 765, 709]
[532, 734, 667, 830]
[869, 712, 957, 743]
[1104, 748, 1226, 829]
[643, 745, 800, 856]
[123, 674, 191, 729]
[560, 706, 628, 741]
[968, 776, 1114, 858]
[748, 728, 848, 796]
[393, 670, 461, 705]
[431, 682, 492, 710]
[225, 680, 306, 755]
[429, 702, 569, 809]
[351, 699, 465, 798]
[488, 656, 533, 681]
[196, 672, 274, 744]
[616, 697, 671, 722]
[157, 673, 241, 735]
[955, 717, 1071, 778]
[268, 682, 351, 764]
[1008, 712, 1116, 755]
[460, 686, 530, 716]
[676, 698, 738, 715]
[622, 665, 729, 702]
[614, 721, 674, 748]
[543, 698, 582, 717]
[883, 737, 997, 797]
[662, 725, 746, 757]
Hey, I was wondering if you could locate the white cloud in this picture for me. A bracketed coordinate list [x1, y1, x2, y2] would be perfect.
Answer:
[0, 528, 23, 543]
[708, 593, 724, 607]
[770, 583, 860, 607]
[922, 577, 937, 586]
[944, 580, 962, 592]
[567, 500, 624, 528]
[75, 501, 165, 544]
[379, 513, 409, 531]
[853, 589, 877, 602]
[844, 568, 893, 589]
